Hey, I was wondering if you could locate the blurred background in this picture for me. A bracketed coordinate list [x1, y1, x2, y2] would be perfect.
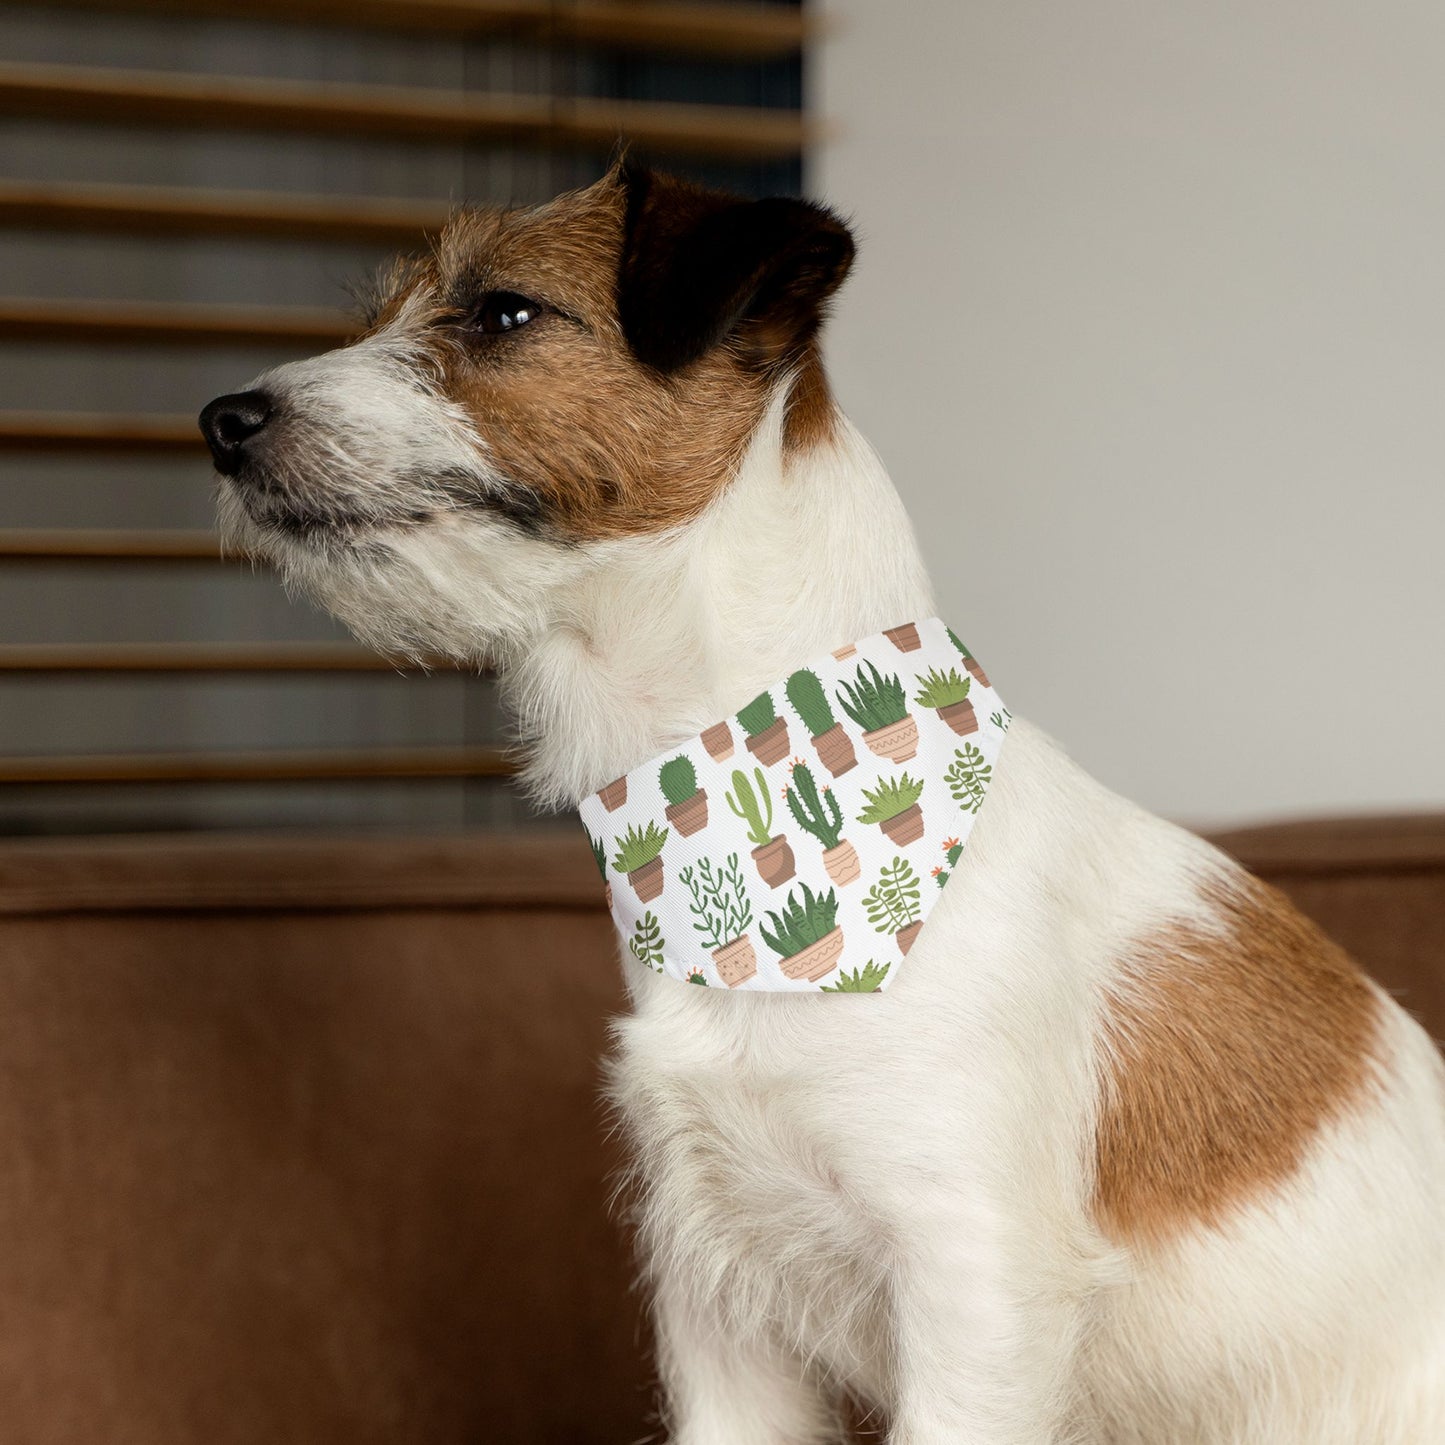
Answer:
[0, 4, 1441, 1443]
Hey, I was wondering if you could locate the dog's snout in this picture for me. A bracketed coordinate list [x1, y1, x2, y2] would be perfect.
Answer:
[199, 390, 274, 476]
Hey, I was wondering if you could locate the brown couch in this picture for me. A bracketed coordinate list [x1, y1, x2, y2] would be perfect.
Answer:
[0, 817, 1440, 1443]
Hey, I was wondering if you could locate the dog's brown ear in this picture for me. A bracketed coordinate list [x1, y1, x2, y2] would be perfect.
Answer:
[617, 162, 855, 374]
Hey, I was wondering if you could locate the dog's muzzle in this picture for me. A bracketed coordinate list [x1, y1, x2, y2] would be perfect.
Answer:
[199, 390, 274, 477]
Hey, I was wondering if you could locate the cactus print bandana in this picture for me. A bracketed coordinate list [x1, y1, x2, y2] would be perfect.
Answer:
[578, 618, 1008, 993]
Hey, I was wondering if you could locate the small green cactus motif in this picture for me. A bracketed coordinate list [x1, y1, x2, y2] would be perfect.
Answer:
[785, 669, 837, 737]
[686, 969, 709, 986]
[725, 767, 775, 848]
[658, 755, 698, 807]
[659, 754, 708, 834]
[587, 832, 607, 879]
[990, 708, 1012, 732]
[738, 690, 790, 765]
[821, 961, 891, 993]
[627, 912, 665, 973]
[932, 836, 965, 888]
[945, 743, 992, 814]
[737, 691, 778, 738]
[784, 759, 844, 851]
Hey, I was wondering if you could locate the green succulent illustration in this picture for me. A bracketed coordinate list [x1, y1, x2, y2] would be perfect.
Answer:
[856, 772, 924, 825]
[628, 912, 665, 972]
[990, 708, 1012, 732]
[945, 744, 992, 814]
[913, 667, 971, 709]
[836, 660, 909, 731]
[680, 854, 753, 951]
[611, 821, 669, 874]
[759, 883, 839, 959]
[863, 857, 922, 934]
[658, 755, 698, 806]
[821, 961, 891, 993]
[587, 831, 607, 879]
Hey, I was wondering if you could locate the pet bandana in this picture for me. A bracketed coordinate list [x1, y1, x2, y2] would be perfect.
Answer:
[578, 618, 1008, 993]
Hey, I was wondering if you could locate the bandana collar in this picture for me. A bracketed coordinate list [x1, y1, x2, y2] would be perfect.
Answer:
[578, 618, 1008, 993]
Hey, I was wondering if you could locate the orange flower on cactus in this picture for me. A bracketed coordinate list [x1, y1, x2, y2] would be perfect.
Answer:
[931, 865, 944, 878]
[942, 836, 961, 851]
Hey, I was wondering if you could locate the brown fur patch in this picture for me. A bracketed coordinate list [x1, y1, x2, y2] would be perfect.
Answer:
[1093, 872, 1382, 1246]
[364, 171, 843, 541]
[782, 344, 839, 457]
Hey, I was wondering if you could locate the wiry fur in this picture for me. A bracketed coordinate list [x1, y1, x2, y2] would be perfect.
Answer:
[207, 170, 1445, 1443]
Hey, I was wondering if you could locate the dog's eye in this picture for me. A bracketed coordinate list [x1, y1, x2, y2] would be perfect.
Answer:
[471, 291, 544, 335]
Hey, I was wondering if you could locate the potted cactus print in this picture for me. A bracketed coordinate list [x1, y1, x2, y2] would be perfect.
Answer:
[611, 821, 669, 903]
[659, 755, 708, 836]
[588, 832, 613, 909]
[738, 689, 791, 766]
[837, 661, 918, 763]
[725, 766, 795, 887]
[784, 759, 860, 886]
[932, 836, 964, 888]
[856, 773, 925, 846]
[598, 775, 628, 811]
[864, 856, 924, 955]
[884, 622, 922, 652]
[831, 643, 858, 660]
[760, 883, 844, 982]
[821, 960, 891, 993]
[785, 668, 857, 777]
[913, 666, 977, 736]
[681, 853, 756, 987]
[701, 721, 735, 762]
[947, 625, 990, 688]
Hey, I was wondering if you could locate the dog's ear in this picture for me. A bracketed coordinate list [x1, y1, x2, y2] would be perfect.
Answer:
[616, 162, 855, 374]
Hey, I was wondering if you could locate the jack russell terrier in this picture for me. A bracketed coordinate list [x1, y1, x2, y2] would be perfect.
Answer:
[200, 162, 1445, 1444]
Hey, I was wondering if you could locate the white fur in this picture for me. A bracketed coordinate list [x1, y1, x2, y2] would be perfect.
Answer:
[220, 348, 1445, 1443]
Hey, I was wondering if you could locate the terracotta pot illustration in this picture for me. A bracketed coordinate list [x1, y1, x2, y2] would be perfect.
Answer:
[629, 857, 664, 902]
[745, 717, 791, 766]
[665, 790, 709, 837]
[831, 643, 858, 660]
[938, 700, 978, 737]
[884, 623, 922, 652]
[604, 881, 613, 910]
[862, 715, 919, 763]
[780, 927, 846, 983]
[881, 803, 924, 847]
[598, 776, 628, 811]
[896, 921, 924, 956]
[702, 722, 735, 762]
[962, 656, 991, 688]
[823, 840, 861, 886]
[713, 936, 758, 988]
[812, 723, 858, 777]
[752, 835, 796, 888]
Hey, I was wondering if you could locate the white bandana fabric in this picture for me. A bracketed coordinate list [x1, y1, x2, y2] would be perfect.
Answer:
[578, 618, 1009, 993]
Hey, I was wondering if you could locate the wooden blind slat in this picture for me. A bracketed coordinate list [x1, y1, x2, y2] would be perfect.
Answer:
[0, 413, 203, 452]
[0, 529, 221, 561]
[0, 180, 448, 245]
[0, 745, 514, 784]
[0, 62, 813, 161]
[29, 0, 810, 59]
[0, 297, 353, 348]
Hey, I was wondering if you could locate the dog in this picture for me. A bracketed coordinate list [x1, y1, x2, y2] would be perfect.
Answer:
[200, 162, 1445, 1443]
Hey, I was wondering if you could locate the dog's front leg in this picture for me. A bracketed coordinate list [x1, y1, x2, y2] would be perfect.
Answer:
[654, 1275, 841, 1445]
[885, 1193, 1091, 1445]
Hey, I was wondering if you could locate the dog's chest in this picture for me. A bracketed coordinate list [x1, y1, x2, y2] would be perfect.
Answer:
[612, 997, 898, 1383]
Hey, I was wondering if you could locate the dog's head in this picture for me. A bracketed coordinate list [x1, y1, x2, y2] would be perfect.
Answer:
[200, 163, 854, 660]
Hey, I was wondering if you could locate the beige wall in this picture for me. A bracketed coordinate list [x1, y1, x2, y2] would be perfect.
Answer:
[813, 0, 1444, 826]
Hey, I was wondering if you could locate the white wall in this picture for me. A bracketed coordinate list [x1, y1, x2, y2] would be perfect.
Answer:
[812, 0, 1445, 827]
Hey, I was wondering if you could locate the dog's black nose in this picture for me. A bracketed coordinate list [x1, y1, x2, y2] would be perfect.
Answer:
[199, 390, 273, 475]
